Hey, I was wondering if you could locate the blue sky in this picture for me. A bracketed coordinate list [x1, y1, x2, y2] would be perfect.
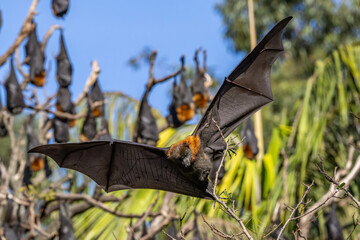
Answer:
[0, 0, 244, 115]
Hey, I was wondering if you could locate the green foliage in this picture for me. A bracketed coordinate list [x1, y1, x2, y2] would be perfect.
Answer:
[216, 0, 360, 75]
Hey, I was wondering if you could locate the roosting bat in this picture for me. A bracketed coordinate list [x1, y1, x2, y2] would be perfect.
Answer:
[167, 71, 195, 128]
[326, 204, 344, 240]
[56, 87, 74, 113]
[59, 202, 75, 240]
[80, 111, 97, 142]
[134, 91, 160, 145]
[4, 57, 25, 115]
[30, 17, 292, 199]
[0, 97, 8, 137]
[97, 117, 111, 141]
[56, 32, 72, 87]
[53, 117, 70, 143]
[241, 118, 258, 159]
[89, 80, 105, 117]
[27, 126, 45, 171]
[52, 0, 69, 18]
[25, 25, 46, 87]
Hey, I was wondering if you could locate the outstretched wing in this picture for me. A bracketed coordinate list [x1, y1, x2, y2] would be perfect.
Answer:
[193, 17, 292, 152]
[29, 140, 214, 199]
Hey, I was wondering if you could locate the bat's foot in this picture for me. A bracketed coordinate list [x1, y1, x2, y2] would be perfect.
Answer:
[182, 148, 192, 167]
[198, 169, 210, 182]
[227, 142, 239, 158]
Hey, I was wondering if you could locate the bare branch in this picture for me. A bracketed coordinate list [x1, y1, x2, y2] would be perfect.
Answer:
[208, 118, 253, 240]
[74, 60, 101, 106]
[41, 25, 62, 53]
[0, 0, 38, 66]
[299, 154, 360, 236]
[276, 181, 314, 240]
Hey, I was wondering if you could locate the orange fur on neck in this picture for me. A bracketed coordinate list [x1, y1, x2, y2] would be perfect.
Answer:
[168, 135, 201, 162]
[192, 93, 208, 108]
[243, 145, 254, 159]
[56, 103, 63, 112]
[34, 72, 46, 87]
[69, 119, 76, 128]
[79, 134, 89, 142]
[176, 104, 195, 122]
[30, 157, 45, 171]
[92, 107, 101, 117]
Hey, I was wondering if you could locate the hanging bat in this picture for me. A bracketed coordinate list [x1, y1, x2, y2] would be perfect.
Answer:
[326, 204, 344, 240]
[53, 117, 70, 143]
[191, 50, 209, 109]
[97, 117, 112, 141]
[4, 57, 25, 115]
[134, 91, 160, 145]
[89, 80, 105, 117]
[30, 17, 292, 199]
[80, 111, 97, 142]
[0, 97, 8, 137]
[56, 87, 74, 113]
[3, 200, 23, 240]
[59, 202, 75, 240]
[167, 69, 195, 128]
[52, 0, 69, 18]
[241, 118, 258, 159]
[56, 32, 73, 88]
[25, 26, 46, 87]
[27, 126, 46, 171]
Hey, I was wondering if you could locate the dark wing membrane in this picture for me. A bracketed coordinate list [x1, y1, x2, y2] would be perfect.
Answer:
[193, 17, 292, 152]
[29, 140, 213, 199]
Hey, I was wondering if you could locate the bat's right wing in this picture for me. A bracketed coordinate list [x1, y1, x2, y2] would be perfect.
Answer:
[29, 140, 214, 199]
[193, 17, 292, 152]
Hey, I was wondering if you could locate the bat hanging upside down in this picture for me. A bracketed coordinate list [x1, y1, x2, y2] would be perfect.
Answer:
[29, 17, 292, 199]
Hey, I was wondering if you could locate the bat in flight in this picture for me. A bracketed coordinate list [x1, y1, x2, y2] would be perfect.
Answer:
[30, 17, 292, 199]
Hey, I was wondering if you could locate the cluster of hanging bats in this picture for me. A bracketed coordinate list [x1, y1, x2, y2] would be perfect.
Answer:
[0, 1, 347, 238]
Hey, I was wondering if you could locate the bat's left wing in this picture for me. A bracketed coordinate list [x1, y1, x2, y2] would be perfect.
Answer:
[193, 17, 292, 152]
[29, 140, 214, 199]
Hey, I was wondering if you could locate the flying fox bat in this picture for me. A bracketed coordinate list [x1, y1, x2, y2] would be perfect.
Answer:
[241, 118, 258, 159]
[25, 26, 46, 87]
[56, 32, 73, 87]
[52, 0, 69, 18]
[5, 57, 25, 115]
[53, 117, 70, 143]
[89, 80, 105, 117]
[80, 111, 97, 142]
[167, 71, 195, 128]
[30, 17, 292, 199]
[0, 97, 8, 137]
[134, 91, 160, 146]
[27, 125, 47, 171]
[59, 202, 76, 240]
[56, 87, 74, 113]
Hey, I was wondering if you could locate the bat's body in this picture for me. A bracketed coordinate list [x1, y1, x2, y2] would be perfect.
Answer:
[30, 17, 292, 199]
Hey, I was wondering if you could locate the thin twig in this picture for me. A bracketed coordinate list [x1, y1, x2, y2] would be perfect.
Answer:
[74, 60, 101, 106]
[41, 25, 62, 53]
[208, 118, 253, 240]
[276, 181, 314, 240]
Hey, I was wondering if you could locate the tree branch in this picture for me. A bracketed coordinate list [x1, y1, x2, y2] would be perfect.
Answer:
[0, 0, 39, 66]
